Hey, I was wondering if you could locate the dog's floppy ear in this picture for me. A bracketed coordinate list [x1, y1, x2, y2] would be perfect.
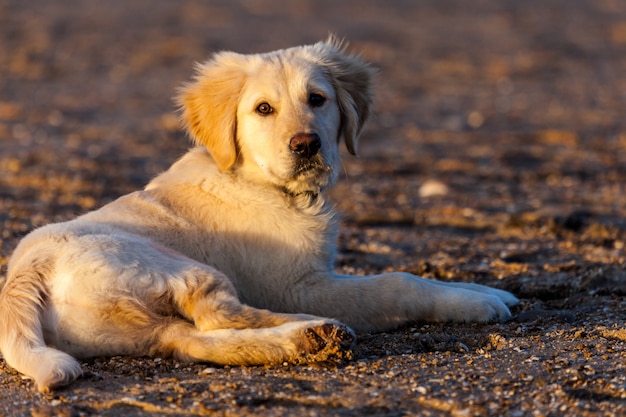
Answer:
[177, 52, 247, 172]
[317, 37, 374, 155]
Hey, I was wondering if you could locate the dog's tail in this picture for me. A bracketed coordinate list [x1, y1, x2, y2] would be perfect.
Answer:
[0, 262, 82, 392]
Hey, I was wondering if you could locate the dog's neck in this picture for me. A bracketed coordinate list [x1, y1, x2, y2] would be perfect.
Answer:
[278, 186, 321, 208]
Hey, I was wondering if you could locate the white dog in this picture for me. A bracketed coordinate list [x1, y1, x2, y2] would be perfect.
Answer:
[0, 38, 518, 392]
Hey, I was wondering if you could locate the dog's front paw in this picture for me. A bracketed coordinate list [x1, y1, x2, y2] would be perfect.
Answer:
[462, 283, 519, 307]
[299, 321, 356, 362]
[488, 287, 519, 307]
[470, 293, 513, 322]
[434, 289, 513, 323]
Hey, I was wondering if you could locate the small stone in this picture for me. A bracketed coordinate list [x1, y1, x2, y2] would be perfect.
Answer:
[419, 179, 449, 197]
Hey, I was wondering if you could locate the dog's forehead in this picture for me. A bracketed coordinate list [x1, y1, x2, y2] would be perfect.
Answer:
[244, 54, 334, 99]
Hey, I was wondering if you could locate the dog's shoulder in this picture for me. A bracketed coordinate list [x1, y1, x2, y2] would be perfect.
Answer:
[146, 147, 218, 190]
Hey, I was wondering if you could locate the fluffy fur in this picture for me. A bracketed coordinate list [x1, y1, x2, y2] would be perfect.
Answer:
[0, 38, 518, 392]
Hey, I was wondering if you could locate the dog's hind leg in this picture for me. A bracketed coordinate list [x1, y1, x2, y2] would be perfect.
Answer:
[147, 262, 356, 364]
[166, 265, 322, 331]
[153, 318, 355, 366]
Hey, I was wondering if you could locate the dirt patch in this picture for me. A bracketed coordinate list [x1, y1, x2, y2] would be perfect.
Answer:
[1, 0, 625, 415]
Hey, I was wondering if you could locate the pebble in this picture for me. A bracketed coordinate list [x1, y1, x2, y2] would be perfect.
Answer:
[418, 179, 449, 197]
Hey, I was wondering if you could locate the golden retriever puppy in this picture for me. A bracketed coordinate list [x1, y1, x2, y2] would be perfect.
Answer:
[0, 38, 518, 393]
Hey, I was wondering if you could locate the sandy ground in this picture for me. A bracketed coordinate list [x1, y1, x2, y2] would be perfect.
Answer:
[1, 0, 625, 415]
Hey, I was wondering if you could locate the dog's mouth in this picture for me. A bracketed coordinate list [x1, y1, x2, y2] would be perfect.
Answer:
[291, 157, 335, 187]
[276, 155, 334, 201]
[292, 157, 328, 177]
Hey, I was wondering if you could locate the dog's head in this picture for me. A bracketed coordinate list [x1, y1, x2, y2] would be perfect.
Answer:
[178, 37, 374, 196]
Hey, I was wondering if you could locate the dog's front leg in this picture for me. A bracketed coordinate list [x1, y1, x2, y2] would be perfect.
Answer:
[288, 272, 518, 332]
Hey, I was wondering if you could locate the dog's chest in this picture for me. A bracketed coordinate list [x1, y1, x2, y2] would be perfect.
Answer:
[209, 198, 336, 264]
[182, 196, 338, 305]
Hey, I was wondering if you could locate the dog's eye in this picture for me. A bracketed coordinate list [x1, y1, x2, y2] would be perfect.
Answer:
[256, 102, 274, 115]
[308, 93, 326, 108]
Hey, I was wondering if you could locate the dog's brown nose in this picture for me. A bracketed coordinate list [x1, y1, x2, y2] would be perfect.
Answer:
[289, 133, 321, 158]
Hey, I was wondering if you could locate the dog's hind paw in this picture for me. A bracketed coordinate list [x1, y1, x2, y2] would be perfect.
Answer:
[301, 321, 356, 362]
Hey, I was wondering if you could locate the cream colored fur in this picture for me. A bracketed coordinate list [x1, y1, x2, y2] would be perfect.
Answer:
[0, 38, 518, 393]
